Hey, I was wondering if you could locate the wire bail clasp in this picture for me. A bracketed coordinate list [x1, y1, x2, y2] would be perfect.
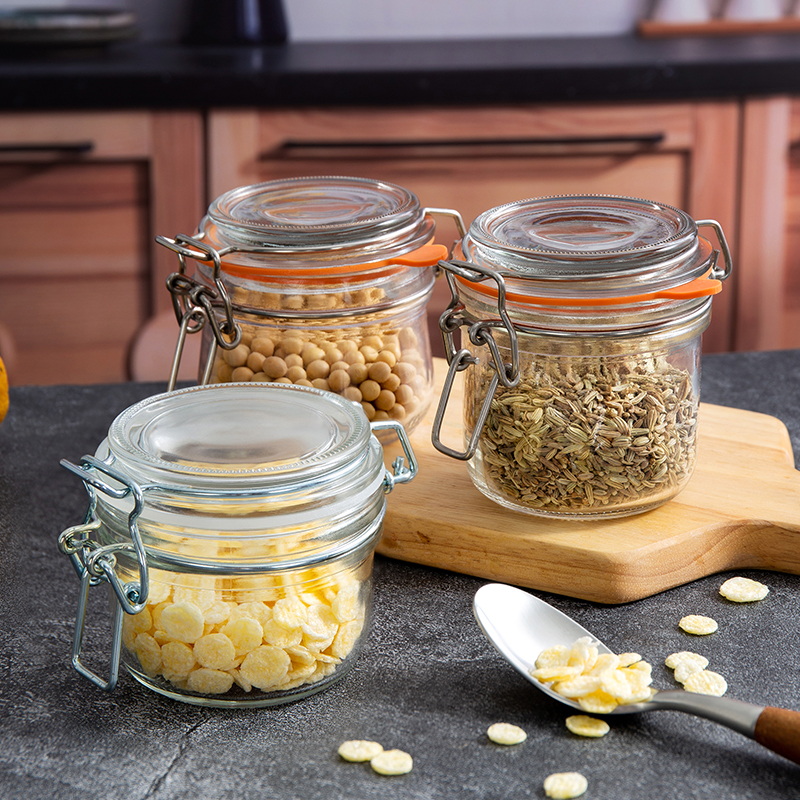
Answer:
[58, 456, 149, 691]
[156, 233, 244, 391]
[431, 259, 520, 460]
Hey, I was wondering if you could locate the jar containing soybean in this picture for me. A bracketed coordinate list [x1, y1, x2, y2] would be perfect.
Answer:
[432, 195, 732, 519]
[156, 176, 464, 434]
[57, 381, 417, 707]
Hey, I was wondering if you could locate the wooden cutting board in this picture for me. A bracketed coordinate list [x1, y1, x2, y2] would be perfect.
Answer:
[379, 359, 800, 604]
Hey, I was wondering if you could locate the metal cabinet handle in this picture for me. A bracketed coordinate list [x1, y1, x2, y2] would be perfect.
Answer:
[0, 141, 94, 157]
[261, 133, 665, 159]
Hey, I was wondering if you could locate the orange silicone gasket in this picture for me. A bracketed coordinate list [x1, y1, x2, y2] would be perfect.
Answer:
[217, 242, 448, 282]
[456, 268, 722, 307]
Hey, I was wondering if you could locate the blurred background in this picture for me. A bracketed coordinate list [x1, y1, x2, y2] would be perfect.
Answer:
[1, 0, 798, 385]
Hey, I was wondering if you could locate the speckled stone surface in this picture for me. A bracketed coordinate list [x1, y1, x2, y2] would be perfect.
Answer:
[1, 350, 799, 799]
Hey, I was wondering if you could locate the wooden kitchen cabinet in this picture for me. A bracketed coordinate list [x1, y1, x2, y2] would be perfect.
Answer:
[0, 111, 203, 386]
[737, 96, 800, 351]
[206, 102, 740, 355]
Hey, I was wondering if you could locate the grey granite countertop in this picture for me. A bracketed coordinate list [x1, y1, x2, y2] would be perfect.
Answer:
[3, 34, 800, 110]
[0, 348, 799, 799]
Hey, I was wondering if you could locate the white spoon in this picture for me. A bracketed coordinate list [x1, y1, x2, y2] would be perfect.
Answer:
[473, 582, 800, 765]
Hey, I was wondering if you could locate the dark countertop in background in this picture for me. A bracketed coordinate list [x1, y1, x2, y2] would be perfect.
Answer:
[2, 33, 800, 110]
[0, 348, 799, 799]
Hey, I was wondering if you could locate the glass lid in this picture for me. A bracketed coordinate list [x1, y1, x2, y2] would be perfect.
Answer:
[462, 195, 713, 296]
[204, 176, 434, 255]
[106, 382, 371, 489]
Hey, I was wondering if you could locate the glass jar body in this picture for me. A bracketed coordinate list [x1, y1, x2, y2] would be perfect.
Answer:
[201, 267, 434, 432]
[101, 506, 381, 708]
[461, 298, 708, 519]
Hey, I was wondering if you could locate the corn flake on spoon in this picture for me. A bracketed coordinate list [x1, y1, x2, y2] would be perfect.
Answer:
[473, 582, 800, 765]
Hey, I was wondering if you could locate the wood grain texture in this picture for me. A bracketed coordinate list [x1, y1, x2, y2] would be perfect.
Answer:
[379, 359, 800, 604]
[737, 97, 791, 352]
[754, 707, 800, 765]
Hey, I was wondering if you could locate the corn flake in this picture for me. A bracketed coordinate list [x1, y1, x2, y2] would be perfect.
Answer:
[543, 771, 588, 799]
[193, 633, 236, 671]
[565, 715, 610, 738]
[486, 722, 527, 745]
[186, 667, 234, 695]
[337, 740, 383, 762]
[683, 669, 728, 697]
[665, 651, 708, 671]
[679, 615, 718, 635]
[532, 638, 653, 713]
[161, 601, 205, 643]
[239, 645, 291, 690]
[719, 576, 769, 603]
[370, 749, 413, 776]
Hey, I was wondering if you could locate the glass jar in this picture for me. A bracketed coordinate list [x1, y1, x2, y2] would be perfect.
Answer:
[432, 195, 732, 519]
[156, 176, 464, 435]
[57, 381, 417, 707]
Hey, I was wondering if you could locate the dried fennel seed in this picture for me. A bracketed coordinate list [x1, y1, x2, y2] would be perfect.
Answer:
[476, 358, 697, 511]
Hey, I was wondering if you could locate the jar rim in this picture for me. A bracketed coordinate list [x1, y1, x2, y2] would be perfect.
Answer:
[463, 195, 717, 296]
[204, 176, 436, 261]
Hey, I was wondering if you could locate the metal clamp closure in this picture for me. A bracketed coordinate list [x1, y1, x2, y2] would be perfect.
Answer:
[58, 456, 149, 691]
[696, 219, 733, 281]
[431, 259, 520, 460]
[157, 233, 244, 389]
[370, 420, 418, 493]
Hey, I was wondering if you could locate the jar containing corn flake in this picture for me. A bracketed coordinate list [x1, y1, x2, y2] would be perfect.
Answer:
[156, 176, 464, 435]
[432, 195, 732, 519]
[57, 381, 417, 707]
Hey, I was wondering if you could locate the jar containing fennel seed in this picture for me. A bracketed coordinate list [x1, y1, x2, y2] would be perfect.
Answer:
[432, 195, 732, 519]
[155, 176, 464, 435]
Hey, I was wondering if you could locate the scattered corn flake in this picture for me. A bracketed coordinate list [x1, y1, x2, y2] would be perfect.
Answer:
[665, 651, 708, 671]
[674, 661, 705, 685]
[486, 722, 527, 745]
[186, 667, 234, 695]
[679, 615, 718, 635]
[719, 577, 769, 603]
[337, 740, 384, 762]
[565, 715, 610, 738]
[370, 749, 413, 776]
[543, 771, 588, 799]
[161, 601, 205, 643]
[683, 669, 728, 697]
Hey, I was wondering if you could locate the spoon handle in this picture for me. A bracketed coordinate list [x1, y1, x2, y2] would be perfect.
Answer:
[754, 707, 800, 765]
